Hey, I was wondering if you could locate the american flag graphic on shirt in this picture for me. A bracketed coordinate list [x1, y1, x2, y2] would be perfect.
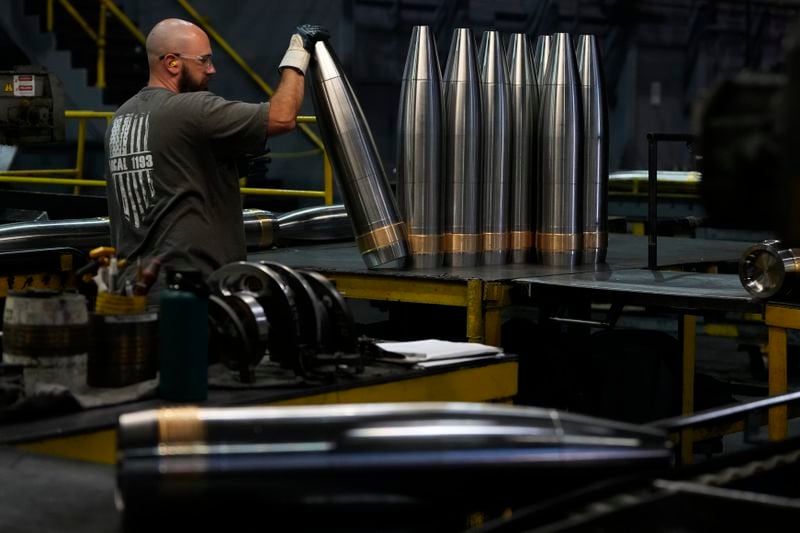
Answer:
[108, 112, 155, 229]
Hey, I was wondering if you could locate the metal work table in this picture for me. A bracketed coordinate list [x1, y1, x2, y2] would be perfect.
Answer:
[514, 268, 764, 464]
[252, 235, 800, 462]
[250, 233, 748, 346]
[0, 357, 518, 465]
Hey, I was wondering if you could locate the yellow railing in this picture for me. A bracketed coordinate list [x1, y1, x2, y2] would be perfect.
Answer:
[0, 112, 334, 205]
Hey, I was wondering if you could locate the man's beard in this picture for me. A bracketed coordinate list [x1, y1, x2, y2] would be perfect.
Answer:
[178, 65, 208, 93]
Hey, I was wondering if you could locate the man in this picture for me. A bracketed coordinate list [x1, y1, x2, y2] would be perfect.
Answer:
[104, 18, 328, 297]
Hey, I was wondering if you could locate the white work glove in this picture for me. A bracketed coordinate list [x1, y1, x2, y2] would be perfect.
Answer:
[278, 33, 310, 75]
[278, 25, 330, 76]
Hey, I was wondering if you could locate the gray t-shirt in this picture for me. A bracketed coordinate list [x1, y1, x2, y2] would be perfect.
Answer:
[105, 87, 269, 285]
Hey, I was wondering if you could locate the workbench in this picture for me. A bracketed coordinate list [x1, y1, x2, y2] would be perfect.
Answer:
[250, 234, 800, 461]
[0, 357, 518, 465]
[250, 233, 747, 345]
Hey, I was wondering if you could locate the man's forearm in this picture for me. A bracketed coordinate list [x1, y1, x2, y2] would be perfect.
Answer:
[267, 68, 305, 135]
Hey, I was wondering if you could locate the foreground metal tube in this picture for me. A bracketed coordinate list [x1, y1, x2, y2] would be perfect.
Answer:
[397, 25, 444, 268]
[310, 41, 409, 269]
[442, 28, 482, 267]
[577, 35, 609, 264]
[116, 402, 671, 527]
[478, 31, 511, 266]
[537, 32, 583, 266]
[506, 33, 539, 264]
[739, 240, 800, 299]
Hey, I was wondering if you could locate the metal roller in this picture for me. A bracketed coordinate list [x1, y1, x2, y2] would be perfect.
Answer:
[396, 25, 444, 268]
[309, 41, 409, 269]
[442, 28, 482, 267]
[207, 262, 301, 371]
[739, 240, 800, 299]
[478, 30, 511, 266]
[577, 34, 609, 264]
[207, 293, 265, 382]
[537, 32, 583, 266]
[260, 261, 325, 375]
[506, 33, 539, 264]
[297, 269, 357, 355]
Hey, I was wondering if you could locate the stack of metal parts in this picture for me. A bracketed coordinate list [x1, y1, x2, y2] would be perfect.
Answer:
[739, 239, 800, 300]
[396, 28, 609, 269]
[310, 41, 409, 269]
[206, 261, 358, 381]
[116, 402, 672, 530]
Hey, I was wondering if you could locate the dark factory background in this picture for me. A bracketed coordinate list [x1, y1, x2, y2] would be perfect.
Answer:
[1, 0, 796, 217]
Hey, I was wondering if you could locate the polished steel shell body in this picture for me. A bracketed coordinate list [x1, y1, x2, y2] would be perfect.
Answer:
[739, 240, 800, 299]
[397, 25, 444, 268]
[274, 204, 352, 243]
[577, 35, 609, 264]
[310, 41, 409, 269]
[537, 33, 583, 266]
[534, 35, 552, 91]
[477, 31, 511, 266]
[442, 28, 482, 267]
[506, 33, 539, 264]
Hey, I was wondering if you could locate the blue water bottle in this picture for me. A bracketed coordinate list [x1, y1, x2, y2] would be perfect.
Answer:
[158, 268, 209, 402]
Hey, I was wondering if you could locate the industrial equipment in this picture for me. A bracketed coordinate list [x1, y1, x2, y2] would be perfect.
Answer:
[0, 66, 65, 145]
[207, 261, 358, 381]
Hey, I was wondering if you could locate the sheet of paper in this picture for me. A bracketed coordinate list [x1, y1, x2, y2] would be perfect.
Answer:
[374, 339, 502, 362]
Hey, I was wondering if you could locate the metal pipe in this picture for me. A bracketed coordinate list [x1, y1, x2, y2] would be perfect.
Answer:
[478, 31, 511, 266]
[506, 33, 538, 264]
[0, 207, 352, 255]
[397, 25, 444, 268]
[577, 34, 609, 264]
[0, 217, 111, 253]
[537, 33, 583, 266]
[310, 39, 410, 269]
[442, 28, 481, 267]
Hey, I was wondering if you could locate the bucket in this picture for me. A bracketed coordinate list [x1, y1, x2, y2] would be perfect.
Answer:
[2, 290, 89, 396]
[88, 312, 158, 388]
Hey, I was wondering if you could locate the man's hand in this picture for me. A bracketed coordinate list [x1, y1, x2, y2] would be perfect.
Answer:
[278, 24, 331, 76]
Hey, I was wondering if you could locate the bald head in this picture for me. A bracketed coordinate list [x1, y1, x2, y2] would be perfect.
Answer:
[146, 18, 209, 68]
[145, 18, 215, 92]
